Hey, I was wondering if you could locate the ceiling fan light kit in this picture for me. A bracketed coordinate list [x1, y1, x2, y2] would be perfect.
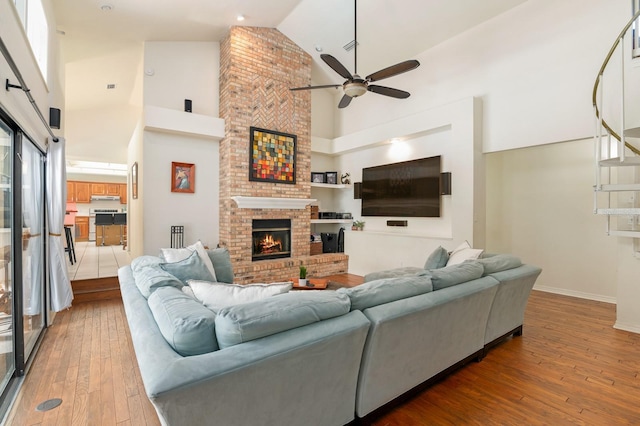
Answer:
[290, 0, 420, 109]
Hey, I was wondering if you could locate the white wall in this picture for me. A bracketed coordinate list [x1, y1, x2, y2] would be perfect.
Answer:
[334, 0, 628, 153]
[0, 0, 59, 150]
[144, 42, 219, 117]
[142, 131, 219, 255]
[128, 118, 144, 258]
[486, 139, 619, 302]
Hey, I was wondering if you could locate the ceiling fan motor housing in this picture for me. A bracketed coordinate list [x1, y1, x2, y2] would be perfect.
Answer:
[344, 77, 367, 97]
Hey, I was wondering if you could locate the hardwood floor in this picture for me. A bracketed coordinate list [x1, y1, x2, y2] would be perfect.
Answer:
[6, 281, 640, 425]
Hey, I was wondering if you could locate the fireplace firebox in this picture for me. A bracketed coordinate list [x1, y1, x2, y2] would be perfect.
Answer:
[252, 219, 292, 261]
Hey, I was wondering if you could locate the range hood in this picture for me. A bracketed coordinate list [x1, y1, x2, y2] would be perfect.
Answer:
[91, 195, 120, 201]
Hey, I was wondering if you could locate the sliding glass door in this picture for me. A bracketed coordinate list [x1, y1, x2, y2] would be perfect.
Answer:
[0, 119, 14, 395]
[0, 111, 47, 416]
[21, 137, 45, 359]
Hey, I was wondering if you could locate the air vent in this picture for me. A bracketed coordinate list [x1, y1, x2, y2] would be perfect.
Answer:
[106, 83, 116, 89]
[343, 40, 358, 52]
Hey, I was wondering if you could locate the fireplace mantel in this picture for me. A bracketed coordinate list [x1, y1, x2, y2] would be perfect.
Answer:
[231, 196, 317, 210]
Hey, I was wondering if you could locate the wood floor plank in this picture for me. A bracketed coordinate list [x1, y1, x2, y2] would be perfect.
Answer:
[6, 284, 640, 425]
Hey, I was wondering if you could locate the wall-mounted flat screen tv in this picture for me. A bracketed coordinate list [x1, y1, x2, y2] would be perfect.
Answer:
[361, 155, 441, 217]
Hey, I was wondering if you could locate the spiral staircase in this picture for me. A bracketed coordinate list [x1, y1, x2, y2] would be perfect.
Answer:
[593, 8, 640, 242]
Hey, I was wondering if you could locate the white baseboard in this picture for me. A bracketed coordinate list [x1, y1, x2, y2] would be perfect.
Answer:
[533, 285, 616, 305]
[614, 321, 640, 334]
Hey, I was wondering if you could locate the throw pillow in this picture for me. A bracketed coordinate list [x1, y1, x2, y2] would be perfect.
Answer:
[446, 241, 484, 266]
[160, 241, 217, 281]
[206, 247, 234, 283]
[424, 246, 449, 269]
[215, 291, 350, 349]
[188, 280, 293, 313]
[160, 250, 215, 285]
[131, 263, 183, 299]
[429, 261, 484, 290]
[148, 286, 219, 356]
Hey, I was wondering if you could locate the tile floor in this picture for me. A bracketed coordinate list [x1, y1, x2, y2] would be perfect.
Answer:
[66, 241, 132, 280]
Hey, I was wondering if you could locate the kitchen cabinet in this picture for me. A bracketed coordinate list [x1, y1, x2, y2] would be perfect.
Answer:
[119, 184, 127, 204]
[106, 184, 120, 196]
[66, 182, 75, 203]
[91, 183, 106, 195]
[74, 182, 92, 203]
[75, 216, 90, 241]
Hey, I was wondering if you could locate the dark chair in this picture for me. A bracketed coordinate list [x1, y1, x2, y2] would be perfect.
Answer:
[95, 214, 114, 246]
[113, 213, 127, 245]
[171, 226, 184, 248]
[64, 225, 76, 264]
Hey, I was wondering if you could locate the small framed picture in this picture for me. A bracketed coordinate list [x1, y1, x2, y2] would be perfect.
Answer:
[311, 172, 326, 183]
[325, 171, 338, 185]
[171, 162, 195, 193]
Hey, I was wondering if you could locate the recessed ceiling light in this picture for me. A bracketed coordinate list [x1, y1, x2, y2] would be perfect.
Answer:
[237, 15, 245, 22]
[315, 45, 323, 52]
[100, 4, 113, 12]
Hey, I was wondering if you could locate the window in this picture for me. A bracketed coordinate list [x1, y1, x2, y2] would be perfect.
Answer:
[12, 0, 49, 79]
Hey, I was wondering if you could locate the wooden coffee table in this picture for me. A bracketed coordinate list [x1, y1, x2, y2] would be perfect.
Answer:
[290, 277, 328, 290]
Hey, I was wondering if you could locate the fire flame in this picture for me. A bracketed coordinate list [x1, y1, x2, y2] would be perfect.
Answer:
[258, 234, 283, 254]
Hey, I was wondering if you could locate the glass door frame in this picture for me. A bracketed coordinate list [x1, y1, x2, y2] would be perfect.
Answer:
[0, 107, 48, 413]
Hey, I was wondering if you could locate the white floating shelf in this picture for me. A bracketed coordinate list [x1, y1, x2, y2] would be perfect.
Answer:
[231, 196, 316, 210]
[310, 182, 350, 189]
[311, 219, 353, 224]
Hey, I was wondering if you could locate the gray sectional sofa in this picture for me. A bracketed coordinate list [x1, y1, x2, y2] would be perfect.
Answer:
[118, 247, 541, 425]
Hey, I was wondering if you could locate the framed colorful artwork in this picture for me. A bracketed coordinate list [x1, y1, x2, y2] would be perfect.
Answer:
[171, 162, 195, 193]
[249, 127, 296, 184]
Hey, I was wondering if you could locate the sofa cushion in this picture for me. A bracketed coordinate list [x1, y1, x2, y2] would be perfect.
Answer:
[475, 254, 522, 275]
[424, 246, 449, 269]
[131, 255, 162, 272]
[215, 291, 351, 349]
[131, 262, 183, 299]
[446, 241, 484, 266]
[160, 250, 215, 285]
[206, 247, 234, 283]
[160, 241, 217, 281]
[338, 275, 433, 311]
[147, 286, 219, 356]
[427, 261, 484, 290]
[364, 267, 425, 282]
[188, 280, 293, 313]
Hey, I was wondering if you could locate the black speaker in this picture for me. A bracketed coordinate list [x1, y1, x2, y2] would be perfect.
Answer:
[441, 172, 452, 195]
[184, 99, 192, 113]
[49, 108, 61, 129]
[354, 182, 362, 199]
[321, 233, 338, 253]
[387, 220, 408, 227]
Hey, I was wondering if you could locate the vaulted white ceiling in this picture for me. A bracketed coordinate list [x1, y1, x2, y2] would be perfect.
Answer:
[55, 0, 526, 111]
[53, 0, 527, 165]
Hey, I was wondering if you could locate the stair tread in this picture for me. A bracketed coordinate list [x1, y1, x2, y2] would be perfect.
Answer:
[595, 208, 640, 215]
[599, 157, 640, 166]
[596, 183, 640, 191]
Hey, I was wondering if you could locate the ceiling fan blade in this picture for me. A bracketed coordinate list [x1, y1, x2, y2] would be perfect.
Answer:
[338, 94, 353, 109]
[321, 54, 353, 80]
[365, 60, 420, 82]
[368, 85, 411, 99]
[290, 84, 341, 91]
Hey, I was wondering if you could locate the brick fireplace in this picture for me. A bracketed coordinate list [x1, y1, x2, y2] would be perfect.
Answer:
[218, 26, 348, 283]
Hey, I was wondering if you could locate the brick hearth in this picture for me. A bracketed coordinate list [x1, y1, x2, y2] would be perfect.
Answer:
[218, 26, 348, 283]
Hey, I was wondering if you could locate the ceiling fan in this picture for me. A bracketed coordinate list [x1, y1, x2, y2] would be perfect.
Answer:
[290, 0, 420, 109]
